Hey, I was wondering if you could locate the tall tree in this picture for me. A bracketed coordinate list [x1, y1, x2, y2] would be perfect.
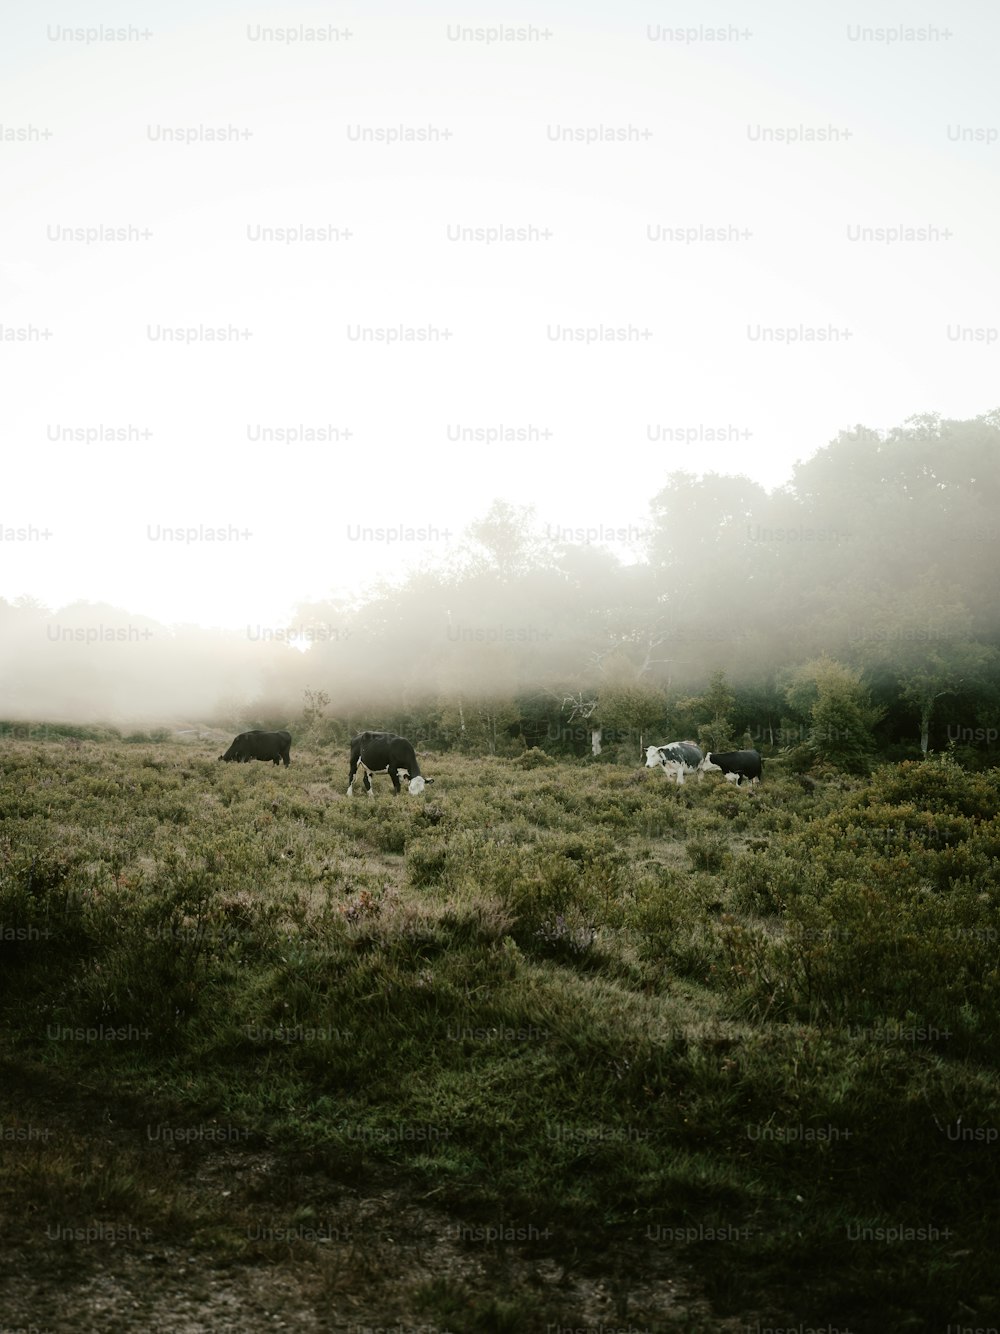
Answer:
[784, 657, 883, 771]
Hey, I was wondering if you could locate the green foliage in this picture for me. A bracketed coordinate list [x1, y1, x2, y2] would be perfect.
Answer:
[515, 746, 557, 769]
[684, 834, 729, 873]
[719, 760, 1000, 1056]
[0, 719, 121, 741]
[1, 738, 998, 1332]
[864, 752, 1000, 818]
[784, 656, 883, 772]
[697, 670, 737, 752]
[729, 847, 810, 915]
[596, 680, 668, 737]
[631, 869, 723, 979]
[407, 833, 450, 887]
[438, 695, 523, 756]
[299, 686, 331, 740]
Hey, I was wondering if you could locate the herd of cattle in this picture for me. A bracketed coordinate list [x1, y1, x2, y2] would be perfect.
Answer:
[219, 730, 763, 794]
[644, 741, 763, 787]
[219, 729, 430, 795]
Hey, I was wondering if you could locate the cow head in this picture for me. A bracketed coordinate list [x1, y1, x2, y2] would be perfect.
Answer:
[645, 746, 665, 768]
[698, 754, 721, 773]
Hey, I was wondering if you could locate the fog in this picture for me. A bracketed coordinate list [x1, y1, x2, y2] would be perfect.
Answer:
[3, 6, 998, 739]
[2, 415, 998, 754]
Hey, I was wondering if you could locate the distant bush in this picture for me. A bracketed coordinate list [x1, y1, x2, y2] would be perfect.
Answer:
[782, 743, 815, 773]
[719, 759, 1000, 1056]
[407, 834, 449, 887]
[729, 849, 810, 915]
[515, 747, 557, 769]
[361, 807, 410, 854]
[533, 912, 596, 958]
[0, 720, 121, 741]
[685, 835, 729, 873]
[589, 742, 640, 765]
[0, 832, 88, 970]
[862, 755, 999, 820]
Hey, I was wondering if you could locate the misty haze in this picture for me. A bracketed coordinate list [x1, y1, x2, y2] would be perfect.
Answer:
[3, 413, 998, 763]
[3, 5, 999, 1333]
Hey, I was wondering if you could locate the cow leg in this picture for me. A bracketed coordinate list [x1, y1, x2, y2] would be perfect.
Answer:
[676, 768, 685, 786]
[347, 757, 357, 795]
[388, 766, 402, 795]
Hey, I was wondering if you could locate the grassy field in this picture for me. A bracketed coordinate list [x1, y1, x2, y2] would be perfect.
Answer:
[1, 735, 998, 1332]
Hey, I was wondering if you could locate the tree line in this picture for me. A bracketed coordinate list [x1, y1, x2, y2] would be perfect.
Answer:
[282, 411, 1000, 770]
[3, 410, 998, 769]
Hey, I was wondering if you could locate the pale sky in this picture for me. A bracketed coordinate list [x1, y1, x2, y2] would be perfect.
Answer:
[3, 1, 998, 630]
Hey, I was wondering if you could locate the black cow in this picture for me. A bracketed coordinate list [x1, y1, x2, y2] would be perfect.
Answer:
[699, 749, 762, 787]
[219, 730, 291, 766]
[348, 731, 431, 796]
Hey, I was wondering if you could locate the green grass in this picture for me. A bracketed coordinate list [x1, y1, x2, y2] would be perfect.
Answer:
[1, 739, 998, 1330]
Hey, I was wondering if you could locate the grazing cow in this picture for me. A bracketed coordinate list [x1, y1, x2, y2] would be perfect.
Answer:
[699, 749, 762, 787]
[645, 741, 703, 785]
[348, 731, 432, 797]
[219, 729, 291, 766]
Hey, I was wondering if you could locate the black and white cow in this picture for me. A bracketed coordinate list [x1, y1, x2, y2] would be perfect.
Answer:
[347, 731, 431, 797]
[699, 749, 762, 787]
[644, 741, 703, 785]
[219, 729, 291, 766]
